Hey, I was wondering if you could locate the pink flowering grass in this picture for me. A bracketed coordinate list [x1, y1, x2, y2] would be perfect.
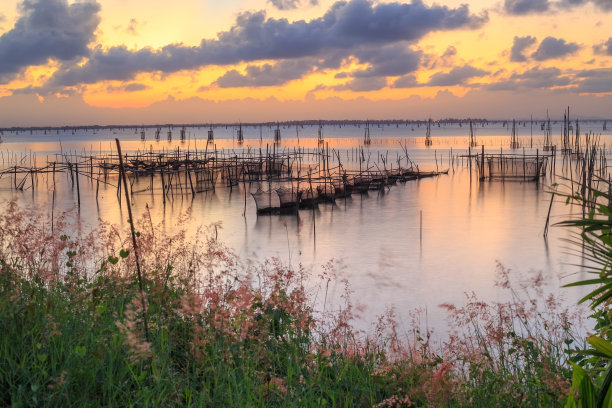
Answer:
[0, 200, 586, 407]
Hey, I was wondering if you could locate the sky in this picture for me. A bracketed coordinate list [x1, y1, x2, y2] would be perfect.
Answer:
[0, 0, 611, 126]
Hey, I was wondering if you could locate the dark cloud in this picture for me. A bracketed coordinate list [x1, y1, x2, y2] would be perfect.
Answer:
[572, 68, 612, 93]
[424, 45, 457, 69]
[215, 59, 314, 87]
[352, 45, 421, 77]
[107, 82, 149, 92]
[427, 65, 488, 86]
[504, 0, 550, 14]
[510, 35, 537, 62]
[322, 44, 421, 92]
[333, 76, 387, 91]
[268, 0, 318, 10]
[48, 0, 487, 87]
[575, 68, 612, 78]
[391, 74, 418, 88]
[441, 46, 457, 59]
[124, 82, 148, 91]
[269, 0, 301, 10]
[531, 36, 580, 60]
[505, 0, 612, 14]
[10, 85, 45, 95]
[558, 0, 612, 11]
[10, 84, 78, 97]
[0, 0, 100, 83]
[487, 66, 570, 90]
[592, 0, 612, 11]
[594, 38, 612, 56]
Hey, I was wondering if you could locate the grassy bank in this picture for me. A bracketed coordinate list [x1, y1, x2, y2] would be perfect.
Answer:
[0, 201, 583, 407]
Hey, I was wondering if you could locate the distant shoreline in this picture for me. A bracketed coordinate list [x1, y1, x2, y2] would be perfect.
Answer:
[2, 117, 609, 132]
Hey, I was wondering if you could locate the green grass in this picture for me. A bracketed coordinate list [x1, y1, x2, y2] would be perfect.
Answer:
[0, 203, 583, 407]
[0, 264, 405, 407]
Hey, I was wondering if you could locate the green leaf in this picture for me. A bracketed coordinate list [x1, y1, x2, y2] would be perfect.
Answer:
[96, 302, 107, 315]
[74, 346, 86, 357]
[565, 278, 612, 288]
[598, 362, 612, 408]
[37, 354, 47, 363]
[568, 281, 612, 307]
[108, 256, 119, 265]
[588, 336, 612, 359]
[119, 249, 130, 259]
[566, 362, 597, 408]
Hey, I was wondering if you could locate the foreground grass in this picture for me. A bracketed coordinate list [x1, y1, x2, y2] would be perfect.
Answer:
[0, 201, 583, 407]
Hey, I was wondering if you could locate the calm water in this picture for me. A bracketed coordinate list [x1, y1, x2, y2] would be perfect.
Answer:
[1, 121, 609, 331]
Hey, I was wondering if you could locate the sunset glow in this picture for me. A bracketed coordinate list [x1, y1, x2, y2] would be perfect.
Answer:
[1, 0, 611, 125]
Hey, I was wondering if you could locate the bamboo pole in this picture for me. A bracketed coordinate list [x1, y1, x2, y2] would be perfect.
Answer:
[115, 138, 150, 343]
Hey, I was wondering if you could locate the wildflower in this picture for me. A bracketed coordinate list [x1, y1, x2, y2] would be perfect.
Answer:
[267, 377, 287, 395]
[115, 300, 152, 363]
[47, 371, 68, 390]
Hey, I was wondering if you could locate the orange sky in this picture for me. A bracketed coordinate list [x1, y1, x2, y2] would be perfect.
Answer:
[0, 0, 611, 126]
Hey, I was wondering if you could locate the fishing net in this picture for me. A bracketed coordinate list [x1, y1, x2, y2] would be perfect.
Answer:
[477, 155, 548, 180]
[316, 184, 335, 198]
[276, 187, 300, 208]
[251, 188, 279, 213]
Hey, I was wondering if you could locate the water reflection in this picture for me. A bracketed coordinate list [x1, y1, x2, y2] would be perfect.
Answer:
[1, 123, 605, 330]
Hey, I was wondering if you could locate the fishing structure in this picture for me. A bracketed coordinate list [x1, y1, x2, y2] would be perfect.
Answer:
[425, 119, 432, 146]
[0, 141, 448, 216]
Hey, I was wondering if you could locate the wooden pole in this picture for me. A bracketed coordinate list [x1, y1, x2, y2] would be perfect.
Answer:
[115, 138, 150, 343]
[480, 145, 485, 181]
[420, 210, 423, 244]
[51, 162, 56, 233]
[75, 163, 81, 210]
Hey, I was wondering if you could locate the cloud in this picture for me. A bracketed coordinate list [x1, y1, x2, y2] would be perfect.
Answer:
[594, 38, 612, 55]
[114, 18, 143, 36]
[106, 82, 150, 92]
[487, 66, 570, 90]
[391, 74, 418, 88]
[510, 35, 537, 62]
[442, 46, 457, 58]
[504, 0, 612, 14]
[0, 0, 101, 83]
[427, 65, 488, 86]
[504, 0, 550, 14]
[558, 0, 612, 11]
[591, 0, 612, 11]
[268, 0, 318, 10]
[423, 45, 457, 69]
[333, 76, 387, 91]
[126, 18, 142, 35]
[573, 68, 612, 93]
[47, 0, 487, 88]
[352, 45, 421, 77]
[215, 59, 314, 87]
[531, 36, 580, 60]
[322, 44, 421, 92]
